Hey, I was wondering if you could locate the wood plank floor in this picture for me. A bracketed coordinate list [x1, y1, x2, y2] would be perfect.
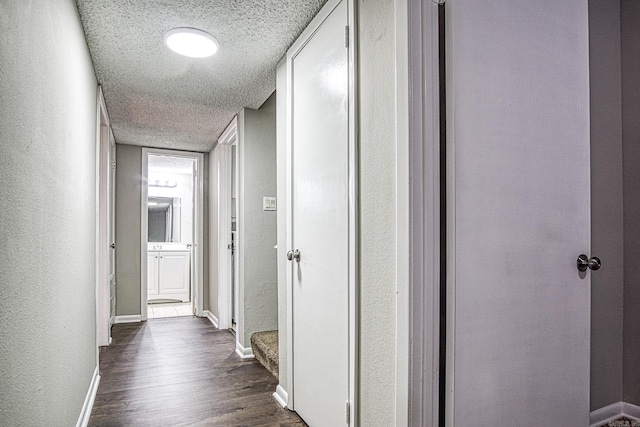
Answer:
[89, 316, 306, 426]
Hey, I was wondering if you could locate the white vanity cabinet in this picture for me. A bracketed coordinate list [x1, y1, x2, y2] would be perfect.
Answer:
[147, 250, 190, 302]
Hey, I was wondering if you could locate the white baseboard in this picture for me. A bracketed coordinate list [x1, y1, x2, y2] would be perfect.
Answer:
[76, 366, 100, 427]
[273, 384, 289, 408]
[114, 315, 142, 324]
[235, 340, 255, 359]
[624, 402, 640, 420]
[591, 401, 640, 427]
[203, 310, 219, 328]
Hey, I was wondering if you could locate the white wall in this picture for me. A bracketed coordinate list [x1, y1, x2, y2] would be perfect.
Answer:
[358, 1, 399, 424]
[0, 0, 99, 424]
[237, 93, 278, 348]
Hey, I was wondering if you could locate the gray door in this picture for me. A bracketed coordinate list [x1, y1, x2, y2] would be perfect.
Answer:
[446, 0, 592, 425]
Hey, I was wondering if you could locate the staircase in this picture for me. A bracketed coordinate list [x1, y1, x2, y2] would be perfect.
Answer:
[250, 330, 279, 379]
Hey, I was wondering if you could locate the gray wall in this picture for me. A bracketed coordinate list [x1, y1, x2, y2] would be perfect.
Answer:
[358, 1, 398, 424]
[115, 144, 143, 315]
[621, 0, 640, 407]
[0, 0, 99, 424]
[115, 145, 209, 315]
[589, 0, 625, 411]
[237, 93, 278, 348]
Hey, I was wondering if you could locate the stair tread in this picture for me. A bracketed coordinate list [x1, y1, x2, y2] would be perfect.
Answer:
[250, 330, 279, 379]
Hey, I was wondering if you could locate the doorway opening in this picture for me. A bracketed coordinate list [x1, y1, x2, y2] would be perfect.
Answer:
[141, 149, 204, 321]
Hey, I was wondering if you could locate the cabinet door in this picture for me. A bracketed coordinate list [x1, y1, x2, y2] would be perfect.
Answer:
[158, 251, 190, 302]
[147, 251, 159, 296]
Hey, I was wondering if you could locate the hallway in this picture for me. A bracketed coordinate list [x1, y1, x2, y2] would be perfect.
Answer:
[89, 317, 305, 426]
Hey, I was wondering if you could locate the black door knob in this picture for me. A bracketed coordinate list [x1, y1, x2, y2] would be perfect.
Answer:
[577, 254, 601, 272]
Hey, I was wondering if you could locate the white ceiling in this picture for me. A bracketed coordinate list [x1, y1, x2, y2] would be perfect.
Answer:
[76, 0, 326, 152]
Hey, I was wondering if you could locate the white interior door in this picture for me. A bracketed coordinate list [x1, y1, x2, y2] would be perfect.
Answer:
[446, 0, 592, 425]
[290, 1, 350, 425]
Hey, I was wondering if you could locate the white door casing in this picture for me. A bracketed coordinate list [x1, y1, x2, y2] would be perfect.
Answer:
[215, 118, 237, 330]
[96, 87, 115, 347]
[108, 128, 116, 329]
[446, 0, 591, 425]
[404, 1, 441, 425]
[190, 160, 198, 314]
[286, 0, 356, 425]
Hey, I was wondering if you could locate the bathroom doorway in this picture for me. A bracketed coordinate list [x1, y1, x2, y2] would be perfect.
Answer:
[141, 149, 204, 320]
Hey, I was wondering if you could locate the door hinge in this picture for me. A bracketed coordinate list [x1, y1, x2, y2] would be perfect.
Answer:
[345, 26, 349, 48]
[111, 159, 116, 170]
[346, 401, 351, 424]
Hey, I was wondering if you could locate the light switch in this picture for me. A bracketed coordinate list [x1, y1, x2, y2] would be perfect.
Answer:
[263, 196, 277, 211]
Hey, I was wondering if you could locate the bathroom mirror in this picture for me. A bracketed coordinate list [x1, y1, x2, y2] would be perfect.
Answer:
[148, 197, 181, 242]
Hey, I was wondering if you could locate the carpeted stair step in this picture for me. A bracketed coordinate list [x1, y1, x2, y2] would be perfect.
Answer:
[250, 330, 279, 379]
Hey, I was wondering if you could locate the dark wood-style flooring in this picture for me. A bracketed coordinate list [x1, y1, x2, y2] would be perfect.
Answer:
[89, 316, 306, 426]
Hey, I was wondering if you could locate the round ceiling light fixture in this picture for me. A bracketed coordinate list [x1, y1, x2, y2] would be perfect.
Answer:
[164, 28, 219, 58]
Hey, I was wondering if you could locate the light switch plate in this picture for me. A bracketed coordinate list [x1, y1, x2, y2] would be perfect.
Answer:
[263, 196, 277, 211]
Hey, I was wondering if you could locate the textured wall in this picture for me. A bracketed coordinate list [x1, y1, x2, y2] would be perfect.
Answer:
[589, 0, 625, 411]
[358, 0, 398, 424]
[115, 144, 143, 315]
[0, 0, 98, 424]
[237, 93, 279, 348]
[621, 0, 640, 407]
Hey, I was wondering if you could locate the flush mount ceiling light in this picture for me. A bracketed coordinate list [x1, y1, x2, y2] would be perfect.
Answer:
[164, 28, 219, 58]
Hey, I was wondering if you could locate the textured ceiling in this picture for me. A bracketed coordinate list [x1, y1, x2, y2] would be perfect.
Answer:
[76, 0, 326, 152]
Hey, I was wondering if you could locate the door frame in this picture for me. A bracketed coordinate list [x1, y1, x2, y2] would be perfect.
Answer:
[216, 118, 237, 330]
[95, 86, 115, 347]
[283, 0, 359, 420]
[401, 0, 442, 426]
[140, 148, 205, 320]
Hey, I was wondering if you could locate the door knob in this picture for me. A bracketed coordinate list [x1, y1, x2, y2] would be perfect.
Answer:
[577, 254, 601, 272]
[286, 249, 301, 262]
